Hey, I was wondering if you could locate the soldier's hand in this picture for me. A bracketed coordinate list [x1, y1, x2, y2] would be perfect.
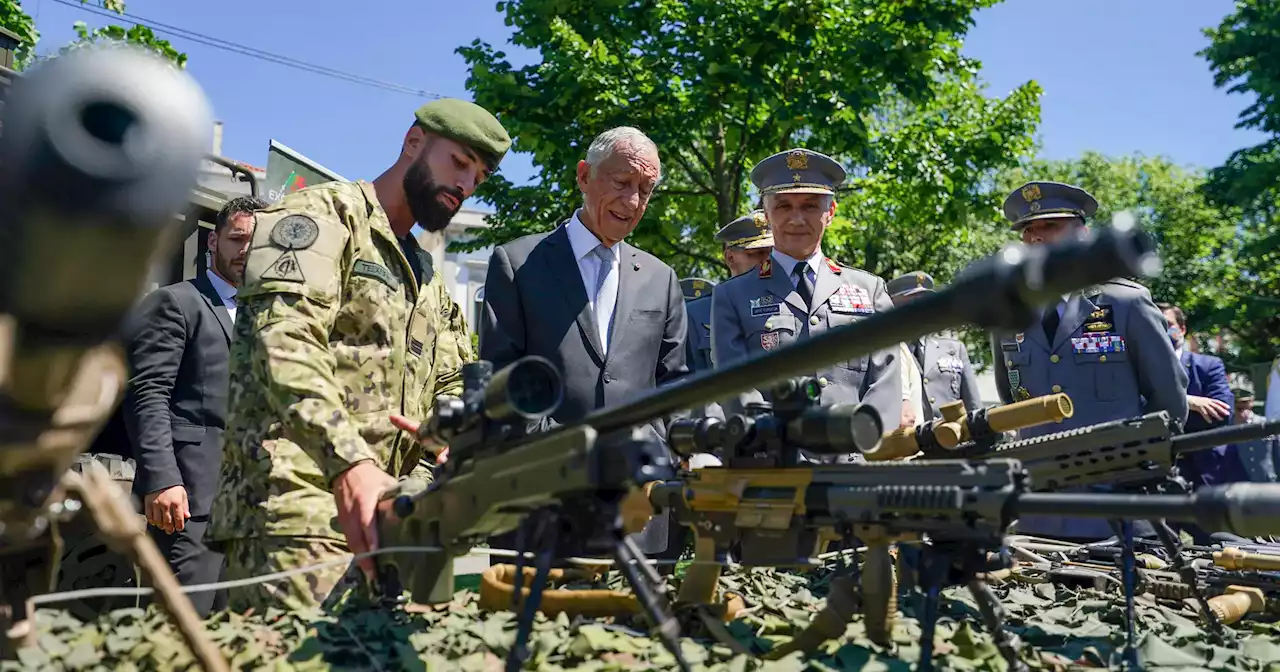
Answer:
[332, 461, 397, 581]
[390, 414, 449, 465]
[144, 485, 190, 535]
[1188, 395, 1231, 422]
[899, 405, 918, 430]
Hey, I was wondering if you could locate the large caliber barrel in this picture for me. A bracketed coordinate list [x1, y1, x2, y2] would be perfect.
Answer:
[577, 224, 1153, 438]
[864, 393, 1074, 461]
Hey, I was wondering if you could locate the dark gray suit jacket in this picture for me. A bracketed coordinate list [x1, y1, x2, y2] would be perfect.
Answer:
[480, 223, 688, 436]
[123, 274, 232, 518]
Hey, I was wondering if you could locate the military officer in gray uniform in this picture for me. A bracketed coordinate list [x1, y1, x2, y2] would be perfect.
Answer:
[991, 181, 1188, 540]
[712, 149, 901, 461]
[683, 211, 776, 373]
[680, 277, 718, 373]
[888, 271, 983, 420]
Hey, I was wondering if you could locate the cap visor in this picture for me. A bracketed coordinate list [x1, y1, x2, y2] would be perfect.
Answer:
[1010, 211, 1082, 231]
[766, 186, 835, 196]
[890, 287, 934, 299]
[741, 237, 774, 250]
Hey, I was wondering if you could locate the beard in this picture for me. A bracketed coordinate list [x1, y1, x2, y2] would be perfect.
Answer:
[403, 158, 464, 232]
[213, 250, 243, 285]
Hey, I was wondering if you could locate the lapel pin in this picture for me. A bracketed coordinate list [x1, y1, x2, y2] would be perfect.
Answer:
[633, 262, 640, 271]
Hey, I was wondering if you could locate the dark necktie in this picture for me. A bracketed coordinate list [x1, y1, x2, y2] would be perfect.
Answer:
[910, 340, 926, 369]
[1042, 303, 1061, 342]
[794, 264, 814, 309]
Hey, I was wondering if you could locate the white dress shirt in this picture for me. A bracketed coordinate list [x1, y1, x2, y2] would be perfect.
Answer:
[564, 211, 619, 352]
[206, 269, 238, 324]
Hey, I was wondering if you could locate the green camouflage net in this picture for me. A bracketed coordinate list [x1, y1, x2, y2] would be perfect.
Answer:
[6, 563, 1280, 671]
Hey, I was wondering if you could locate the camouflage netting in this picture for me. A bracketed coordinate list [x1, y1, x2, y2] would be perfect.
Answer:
[7, 563, 1280, 671]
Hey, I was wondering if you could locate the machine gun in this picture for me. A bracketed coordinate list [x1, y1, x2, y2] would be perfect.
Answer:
[911, 408, 1280, 664]
[646, 449, 1280, 671]
[377, 220, 1163, 672]
[0, 46, 220, 668]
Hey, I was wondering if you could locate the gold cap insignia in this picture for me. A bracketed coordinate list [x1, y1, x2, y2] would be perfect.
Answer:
[753, 211, 767, 230]
[792, 172, 802, 183]
[1022, 184, 1042, 202]
[916, 272, 925, 288]
[786, 150, 808, 170]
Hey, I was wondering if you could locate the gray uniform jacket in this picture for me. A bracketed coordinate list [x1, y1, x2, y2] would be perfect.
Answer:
[685, 295, 714, 373]
[991, 278, 1188, 539]
[911, 336, 983, 421]
[711, 254, 902, 460]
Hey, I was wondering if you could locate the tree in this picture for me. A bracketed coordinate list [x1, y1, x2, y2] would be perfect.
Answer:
[1200, 0, 1280, 367]
[0, 0, 186, 70]
[456, 0, 1040, 281]
[997, 152, 1243, 355]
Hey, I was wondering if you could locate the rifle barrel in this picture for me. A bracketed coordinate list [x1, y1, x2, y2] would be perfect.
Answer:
[1172, 419, 1280, 456]
[1014, 483, 1280, 538]
[583, 224, 1156, 436]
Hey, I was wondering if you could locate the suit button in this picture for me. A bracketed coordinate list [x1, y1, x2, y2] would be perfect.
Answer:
[1005, 359, 1013, 368]
[929, 396, 936, 404]
[818, 377, 829, 387]
[922, 377, 929, 384]
[1051, 384, 1062, 393]
[1050, 354, 1060, 363]
[1099, 355, 1107, 363]
[604, 374, 614, 383]
[809, 316, 820, 326]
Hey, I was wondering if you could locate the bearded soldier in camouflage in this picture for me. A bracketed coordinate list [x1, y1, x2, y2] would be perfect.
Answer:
[208, 99, 511, 612]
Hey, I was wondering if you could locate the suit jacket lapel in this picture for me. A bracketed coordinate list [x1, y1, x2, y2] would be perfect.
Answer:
[605, 243, 638, 363]
[810, 261, 841, 316]
[1021, 316, 1051, 354]
[1054, 292, 1097, 352]
[545, 225, 606, 361]
[191, 273, 232, 343]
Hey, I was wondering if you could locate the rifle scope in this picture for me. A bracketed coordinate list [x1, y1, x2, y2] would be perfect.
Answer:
[668, 376, 882, 458]
[432, 357, 564, 442]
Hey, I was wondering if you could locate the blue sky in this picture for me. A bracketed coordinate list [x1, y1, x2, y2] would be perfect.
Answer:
[23, 0, 1268, 192]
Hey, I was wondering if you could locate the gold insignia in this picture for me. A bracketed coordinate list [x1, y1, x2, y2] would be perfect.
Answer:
[792, 173, 802, 183]
[753, 211, 768, 229]
[786, 150, 808, 170]
[1090, 308, 1108, 319]
[825, 258, 842, 274]
[694, 289, 702, 297]
[915, 272, 925, 288]
[759, 258, 772, 278]
[1085, 322, 1113, 332]
[1022, 184, 1042, 202]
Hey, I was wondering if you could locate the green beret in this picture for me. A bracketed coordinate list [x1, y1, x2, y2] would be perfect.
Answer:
[414, 98, 512, 170]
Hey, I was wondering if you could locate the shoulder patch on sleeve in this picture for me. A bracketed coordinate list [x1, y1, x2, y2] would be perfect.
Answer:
[241, 192, 352, 303]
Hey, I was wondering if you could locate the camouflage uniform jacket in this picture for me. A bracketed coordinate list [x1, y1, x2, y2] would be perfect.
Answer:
[208, 180, 472, 543]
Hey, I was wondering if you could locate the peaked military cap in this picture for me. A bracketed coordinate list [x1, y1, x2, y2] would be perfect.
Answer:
[414, 98, 512, 170]
[887, 271, 936, 298]
[1003, 181, 1098, 231]
[679, 278, 717, 302]
[715, 210, 774, 250]
[751, 148, 846, 196]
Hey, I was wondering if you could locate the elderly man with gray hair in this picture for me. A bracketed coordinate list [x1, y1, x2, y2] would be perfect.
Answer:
[479, 126, 688, 562]
[479, 125, 687, 434]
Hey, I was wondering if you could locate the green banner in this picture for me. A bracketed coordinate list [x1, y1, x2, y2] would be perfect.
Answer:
[264, 139, 346, 202]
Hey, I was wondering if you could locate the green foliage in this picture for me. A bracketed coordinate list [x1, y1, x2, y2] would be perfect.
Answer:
[457, 0, 1039, 281]
[0, 0, 187, 71]
[1200, 0, 1280, 366]
[0, 0, 39, 69]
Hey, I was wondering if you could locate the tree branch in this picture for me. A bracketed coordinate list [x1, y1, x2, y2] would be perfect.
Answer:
[670, 150, 716, 194]
[653, 235, 726, 272]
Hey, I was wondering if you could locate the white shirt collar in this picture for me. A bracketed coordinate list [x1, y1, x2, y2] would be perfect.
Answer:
[566, 210, 616, 261]
[1174, 346, 1185, 360]
[771, 248, 824, 279]
[206, 268, 237, 306]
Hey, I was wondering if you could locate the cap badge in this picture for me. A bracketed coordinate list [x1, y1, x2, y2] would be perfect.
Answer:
[915, 272, 925, 288]
[786, 150, 808, 170]
[753, 211, 768, 230]
[1021, 184, 1042, 202]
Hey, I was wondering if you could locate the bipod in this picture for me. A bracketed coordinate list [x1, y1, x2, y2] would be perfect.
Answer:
[962, 548, 1027, 672]
[613, 536, 690, 672]
[506, 511, 557, 672]
[1152, 519, 1224, 640]
[1108, 519, 1142, 671]
[914, 544, 950, 672]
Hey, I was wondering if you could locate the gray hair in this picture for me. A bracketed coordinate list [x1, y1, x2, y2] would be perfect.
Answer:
[585, 126, 661, 179]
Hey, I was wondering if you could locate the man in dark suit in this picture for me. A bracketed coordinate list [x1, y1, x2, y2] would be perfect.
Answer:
[481, 126, 687, 432]
[480, 127, 687, 560]
[123, 195, 265, 615]
[1160, 302, 1240, 486]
